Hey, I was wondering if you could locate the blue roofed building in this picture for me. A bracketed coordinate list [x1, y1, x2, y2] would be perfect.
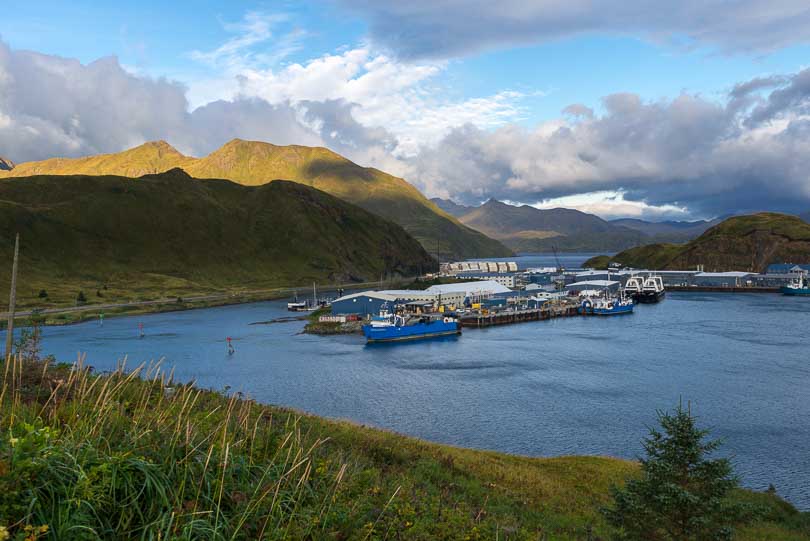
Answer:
[766, 263, 810, 274]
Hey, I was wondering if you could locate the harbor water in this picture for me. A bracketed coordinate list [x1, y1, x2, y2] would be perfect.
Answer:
[3, 254, 809, 509]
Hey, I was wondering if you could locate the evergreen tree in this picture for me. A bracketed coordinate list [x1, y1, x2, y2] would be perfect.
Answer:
[604, 404, 749, 540]
[76, 290, 87, 304]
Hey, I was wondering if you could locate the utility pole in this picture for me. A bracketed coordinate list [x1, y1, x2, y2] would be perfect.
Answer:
[5, 234, 20, 361]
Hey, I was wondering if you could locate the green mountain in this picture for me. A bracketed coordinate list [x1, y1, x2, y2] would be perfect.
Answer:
[1, 140, 511, 259]
[451, 199, 647, 252]
[0, 170, 434, 308]
[586, 213, 810, 272]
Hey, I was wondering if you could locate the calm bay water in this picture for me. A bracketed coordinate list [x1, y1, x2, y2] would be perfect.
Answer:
[4, 254, 809, 509]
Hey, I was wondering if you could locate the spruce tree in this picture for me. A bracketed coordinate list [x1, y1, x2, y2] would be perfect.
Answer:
[604, 403, 748, 540]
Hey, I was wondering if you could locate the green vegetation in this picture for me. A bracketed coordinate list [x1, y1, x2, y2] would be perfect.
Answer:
[0, 170, 434, 312]
[1, 140, 511, 260]
[605, 404, 751, 539]
[582, 255, 611, 269]
[1, 357, 807, 540]
[590, 213, 810, 272]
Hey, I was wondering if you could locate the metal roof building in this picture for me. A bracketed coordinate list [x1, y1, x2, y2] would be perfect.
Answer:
[330, 291, 399, 317]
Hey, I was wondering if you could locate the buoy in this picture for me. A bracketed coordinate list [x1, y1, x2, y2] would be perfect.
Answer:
[227, 336, 235, 355]
[138, 322, 145, 339]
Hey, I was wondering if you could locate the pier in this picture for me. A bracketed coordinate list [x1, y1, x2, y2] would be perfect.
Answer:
[460, 304, 579, 328]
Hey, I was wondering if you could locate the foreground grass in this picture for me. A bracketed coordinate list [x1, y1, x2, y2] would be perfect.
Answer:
[1, 358, 807, 540]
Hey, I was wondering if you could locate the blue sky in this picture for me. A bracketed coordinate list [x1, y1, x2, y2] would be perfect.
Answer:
[7, 0, 808, 118]
[3, 1, 810, 219]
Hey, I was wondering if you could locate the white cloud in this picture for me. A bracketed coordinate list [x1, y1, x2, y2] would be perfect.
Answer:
[235, 47, 528, 155]
[529, 190, 690, 220]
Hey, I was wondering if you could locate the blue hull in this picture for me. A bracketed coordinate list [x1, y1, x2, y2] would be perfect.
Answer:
[593, 304, 634, 315]
[781, 286, 810, 296]
[579, 303, 634, 316]
[363, 320, 461, 343]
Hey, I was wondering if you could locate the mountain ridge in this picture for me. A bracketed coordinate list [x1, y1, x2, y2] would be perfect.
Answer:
[0, 140, 511, 260]
[435, 198, 647, 252]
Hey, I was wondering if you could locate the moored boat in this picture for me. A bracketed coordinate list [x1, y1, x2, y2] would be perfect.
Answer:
[580, 292, 634, 316]
[362, 307, 461, 343]
[781, 273, 810, 295]
[638, 276, 666, 303]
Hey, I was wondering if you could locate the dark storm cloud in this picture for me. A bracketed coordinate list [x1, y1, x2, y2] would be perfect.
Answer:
[409, 70, 810, 217]
[339, 0, 810, 59]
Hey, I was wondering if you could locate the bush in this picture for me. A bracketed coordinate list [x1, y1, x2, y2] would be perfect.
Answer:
[603, 403, 754, 540]
[76, 291, 87, 304]
[37, 290, 48, 299]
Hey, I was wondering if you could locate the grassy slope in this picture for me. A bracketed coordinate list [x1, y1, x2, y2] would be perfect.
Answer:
[0, 170, 433, 310]
[590, 213, 810, 271]
[1, 140, 512, 260]
[2, 358, 807, 540]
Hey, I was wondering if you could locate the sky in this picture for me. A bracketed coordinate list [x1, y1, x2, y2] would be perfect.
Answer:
[2, 0, 810, 220]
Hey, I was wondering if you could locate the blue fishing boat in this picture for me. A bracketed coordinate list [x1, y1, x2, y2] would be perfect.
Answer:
[579, 293, 634, 316]
[781, 273, 810, 295]
[362, 307, 461, 343]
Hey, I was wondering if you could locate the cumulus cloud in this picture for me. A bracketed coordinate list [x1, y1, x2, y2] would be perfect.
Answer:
[408, 70, 810, 217]
[0, 40, 383, 164]
[339, 0, 810, 59]
[234, 47, 527, 155]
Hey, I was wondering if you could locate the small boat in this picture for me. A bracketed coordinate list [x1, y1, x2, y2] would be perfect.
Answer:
[288, 283, 323, 311]
[580, 291, 634, 316]
[287, 301, 313, 312]
[363, 306, 461, 343]
[781, 273, 810, 296]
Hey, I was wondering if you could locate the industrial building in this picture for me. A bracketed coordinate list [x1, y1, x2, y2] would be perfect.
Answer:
[691, 272, 755, 287]
[330, 292, 400, 318]
[455, 271, 521, 288]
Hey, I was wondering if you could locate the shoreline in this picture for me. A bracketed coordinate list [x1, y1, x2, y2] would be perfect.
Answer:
[0, 277, 417, 329]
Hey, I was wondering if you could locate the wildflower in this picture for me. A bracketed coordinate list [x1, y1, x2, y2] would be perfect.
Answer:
[0, 525, 9, 541]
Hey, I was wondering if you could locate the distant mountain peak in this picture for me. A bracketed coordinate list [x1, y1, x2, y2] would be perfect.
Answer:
[132, 140, 184, 155]
[0, 156, 13, 171]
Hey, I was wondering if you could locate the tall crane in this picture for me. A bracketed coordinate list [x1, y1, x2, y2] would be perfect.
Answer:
[552, 245, 564, 273]
[552, 245, 565, 294]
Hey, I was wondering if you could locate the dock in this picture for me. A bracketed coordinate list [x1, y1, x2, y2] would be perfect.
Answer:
[667, 286, 779, 293]
[460, 304, 579, 328]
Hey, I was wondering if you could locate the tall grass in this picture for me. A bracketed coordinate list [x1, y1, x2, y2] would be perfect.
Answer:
[0, 355, 350, 540]
[1, 355, 807, 540]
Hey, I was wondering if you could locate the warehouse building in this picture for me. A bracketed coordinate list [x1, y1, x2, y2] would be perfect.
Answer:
[330, 292, 399, 318]
[692, 271, 755, 287]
